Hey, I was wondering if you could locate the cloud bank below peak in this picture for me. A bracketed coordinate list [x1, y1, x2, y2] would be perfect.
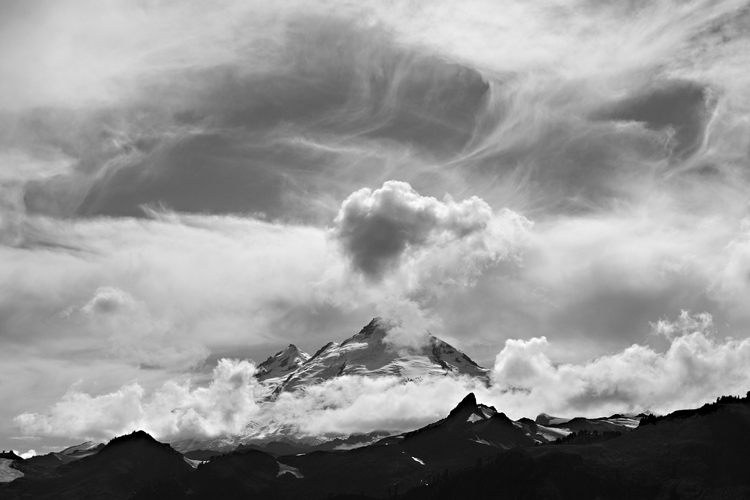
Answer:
[14, 312, 750, 444]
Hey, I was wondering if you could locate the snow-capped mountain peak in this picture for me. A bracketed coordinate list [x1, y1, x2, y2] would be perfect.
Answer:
[256, 344, 311, 383]
[270, 318, 490, 394]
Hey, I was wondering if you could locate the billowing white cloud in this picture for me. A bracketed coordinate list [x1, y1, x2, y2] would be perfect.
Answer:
[14, 450, 37, 459]
[14, 359, 261, 442]
[650, 309, 714, 340]
[331, 180, 531, 281]
[492, 311, 750, 416]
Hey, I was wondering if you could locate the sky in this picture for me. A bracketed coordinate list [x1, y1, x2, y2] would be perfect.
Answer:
[2, 0, 750, 455]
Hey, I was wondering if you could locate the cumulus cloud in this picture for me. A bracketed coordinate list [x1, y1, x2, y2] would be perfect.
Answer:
[650, 309, 714, 340]
[492, 311, 750, 416]
[15, 359, 260, 442]
[13, 450, 37, 459]
[331, 180, 530, 280]
[14, 363, 485, 443]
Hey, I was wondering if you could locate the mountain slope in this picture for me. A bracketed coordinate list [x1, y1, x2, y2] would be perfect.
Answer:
[256, 344, 311, 384]
[400, 393, 750, 500]
[276, 393, 533, 498]
[273, 318, 490, 395]
[2, 431, 193, 500]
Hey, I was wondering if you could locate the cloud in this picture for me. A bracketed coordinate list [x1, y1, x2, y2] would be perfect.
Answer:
[14, 359, 261, 442]
[331, 180, 531, 280]
[16, 312, 750, 443]
[710, 219, 750, 322]
[492, 311, 750, 416]
[0, 208, 336, 352]
[375, 304, 435, 352]
[13, 449, 37, 459]
[14, 383, 148, 441]
[650, 309, 714, 340]
[71, 287, 210, 370]
[3, 0, 750, 452]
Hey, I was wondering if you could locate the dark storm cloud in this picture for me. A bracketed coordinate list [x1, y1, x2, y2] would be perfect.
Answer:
[10, 16, 488, 224]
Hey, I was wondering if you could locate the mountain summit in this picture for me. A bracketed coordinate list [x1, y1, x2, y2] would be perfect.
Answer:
[256, 344, 311, 383]
[261, 318, 490, 395]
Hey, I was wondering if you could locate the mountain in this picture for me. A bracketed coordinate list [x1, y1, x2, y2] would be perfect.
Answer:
[188, 448, 279, 499]
[59, 441, 104, 458]
[511, 412, 640, 444]
[173, 318, 490, 452]
[269, 318, 490, 395]
[18, 441, 106, 476]
[2, 431, 194, 500]
[256, 344, 311, 384]
[22, 452, 77, 470]
[276, 393, 534, 498]
[399, 392, 750, 500]
[392, 393, 534, 449]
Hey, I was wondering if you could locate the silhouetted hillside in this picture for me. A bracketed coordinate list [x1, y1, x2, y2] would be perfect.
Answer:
[400, 393, 750, 500]
[1, 431, 193, 500]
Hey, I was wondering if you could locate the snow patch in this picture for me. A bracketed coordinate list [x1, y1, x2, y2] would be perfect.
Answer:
[332, 438, 381, 450]
[277, 462, 304, 478]
[60, 441, 101, 455]
[0, 459, 23, 483]
[536, 424, 572, 441]
[467, 413, 483, 423]
[470, 437, 493, 446]
[183, 457, 204, 469]
[411, 456, 425, 465]
[604, 417, 640, 429]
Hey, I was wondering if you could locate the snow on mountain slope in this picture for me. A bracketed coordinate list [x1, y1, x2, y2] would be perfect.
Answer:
[518, 412, 640, 443]
[603, 416, 641, 429]
[59, 441, 104, 457]
[271, 318, 490, 394]
[256, 344, 311, 384]
[0, 458, 23, 483]
[535, 413, 571, 426]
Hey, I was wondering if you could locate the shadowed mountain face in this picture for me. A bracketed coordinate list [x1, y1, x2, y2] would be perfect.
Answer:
[399, 394, 750, 500]
[1, 431, 194, 499]
[2, 394, 749, 499]
[275, 392, 534, 498]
